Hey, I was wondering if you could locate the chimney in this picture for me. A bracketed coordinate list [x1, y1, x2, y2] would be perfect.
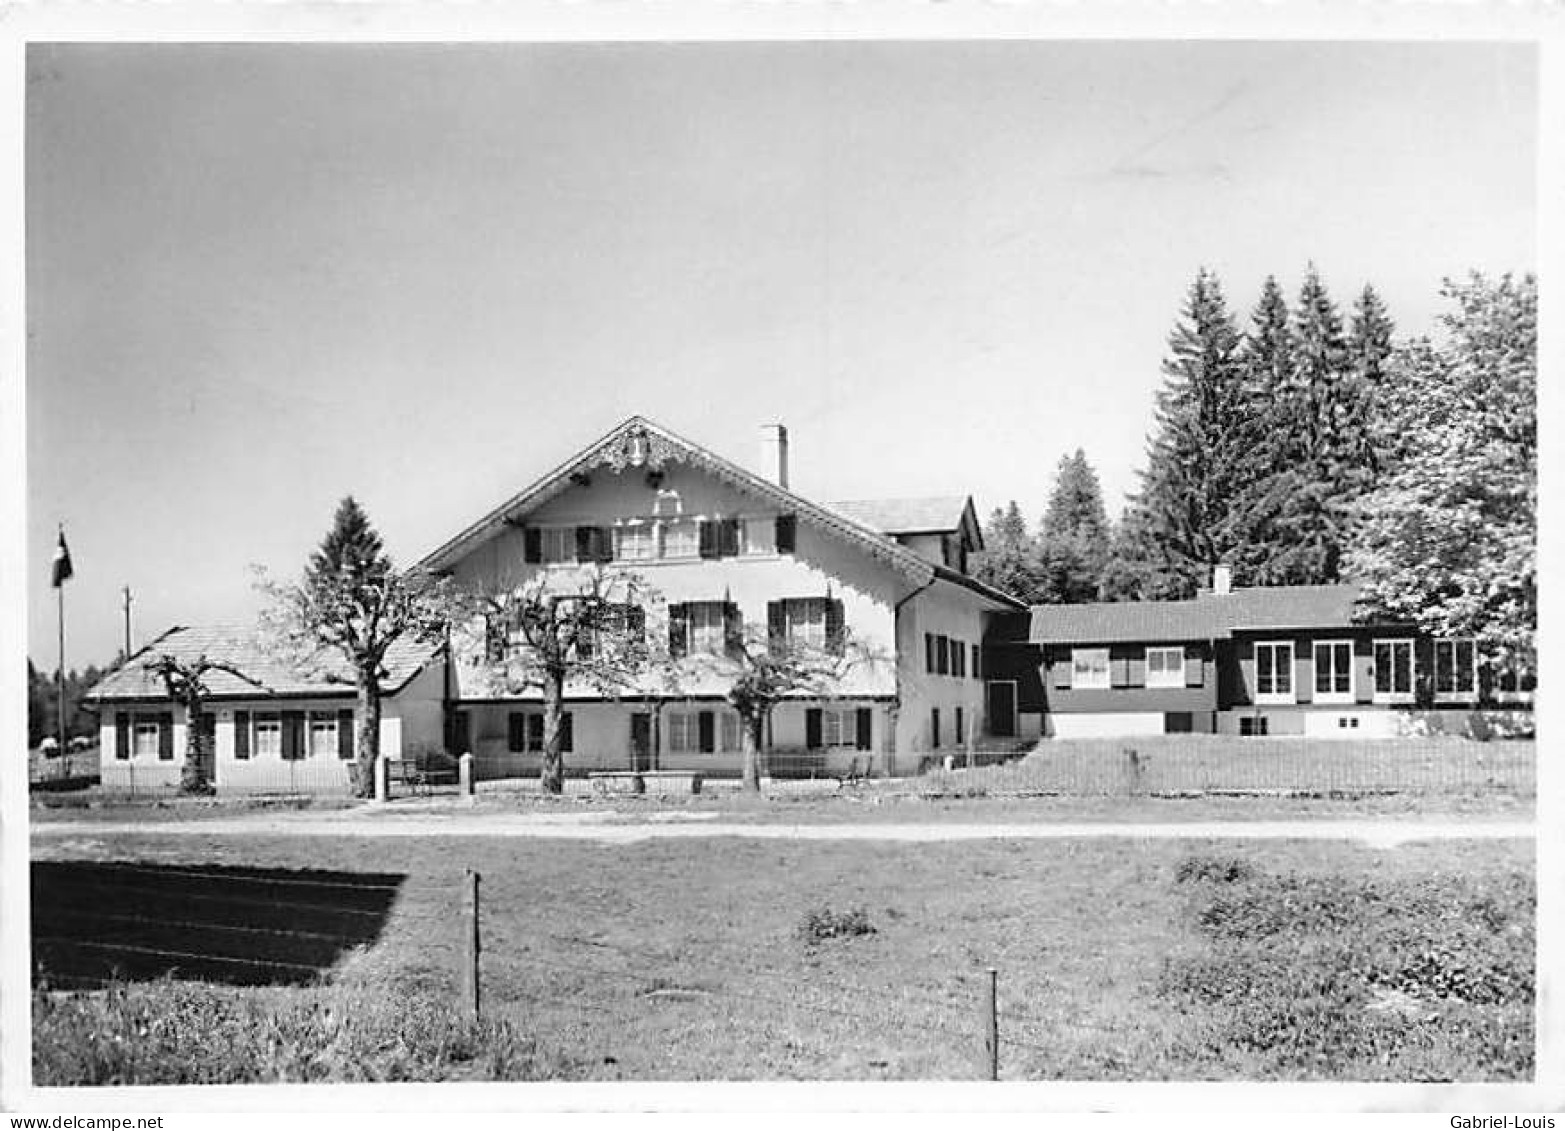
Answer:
[1212, 563, 1233, 596]
[759, 423, 789, 489]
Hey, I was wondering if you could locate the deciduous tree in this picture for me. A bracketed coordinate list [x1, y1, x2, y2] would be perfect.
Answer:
[1348, 273, 1535, 684]
[458, 566, 657, 794]
[144, 651, 263, 793]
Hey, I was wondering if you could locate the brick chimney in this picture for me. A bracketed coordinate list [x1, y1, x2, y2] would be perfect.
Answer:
[1212, 563, 1233, 596]
[759, 423, 789, 489]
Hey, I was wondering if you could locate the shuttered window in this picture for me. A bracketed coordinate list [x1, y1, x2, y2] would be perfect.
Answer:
[234, 711, 251, 760]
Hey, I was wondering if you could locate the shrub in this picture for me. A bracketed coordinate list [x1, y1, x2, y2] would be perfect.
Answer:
[799, 906, 876, 943]
[1175, 854, 1257, 886]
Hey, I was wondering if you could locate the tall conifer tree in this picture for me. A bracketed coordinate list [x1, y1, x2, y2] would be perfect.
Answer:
[1037, 450, 1110, 603]
[1125, 269, 1248, 598]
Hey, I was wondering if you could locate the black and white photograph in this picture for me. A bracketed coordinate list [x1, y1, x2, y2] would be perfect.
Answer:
[5, 4, 1554, 1119]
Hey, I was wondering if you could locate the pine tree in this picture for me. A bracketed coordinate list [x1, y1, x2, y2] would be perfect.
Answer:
[259, 496, 457, 798]
[1267, 265, 1380, 583]
[1125, 268, 1249, 598]
[973, 502, 1045, 602]
[1037, 450, 1110, 602]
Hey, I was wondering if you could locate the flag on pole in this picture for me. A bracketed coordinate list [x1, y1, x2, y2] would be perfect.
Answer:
[51, 528, 74, 588]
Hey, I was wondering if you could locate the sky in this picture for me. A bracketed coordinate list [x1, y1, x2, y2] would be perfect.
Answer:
[25, 40, 1536, 670]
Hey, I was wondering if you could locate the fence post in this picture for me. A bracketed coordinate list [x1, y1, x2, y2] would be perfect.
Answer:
[374, 754, 389, 803]
[458, 752, 474, 799]
[462, 869, 481, 1022]
[979, 966, 998, 1080]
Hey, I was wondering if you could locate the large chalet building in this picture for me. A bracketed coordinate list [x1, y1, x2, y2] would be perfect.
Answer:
[86, 416, 1525, 795]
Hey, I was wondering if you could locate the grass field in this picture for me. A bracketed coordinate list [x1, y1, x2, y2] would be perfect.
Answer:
[31, 830, 1534, 1083]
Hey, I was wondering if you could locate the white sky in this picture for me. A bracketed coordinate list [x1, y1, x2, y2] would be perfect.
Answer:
[25, 39, 1536, 668]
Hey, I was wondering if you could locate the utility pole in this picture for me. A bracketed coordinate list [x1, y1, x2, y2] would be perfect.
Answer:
[122, 585, 134, 661]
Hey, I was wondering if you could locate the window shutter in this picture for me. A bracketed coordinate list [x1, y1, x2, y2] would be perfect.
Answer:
[724, 603, 744, 660]
[668, 603, 688, 658]
[719, 518, 741, 557]
[508, 712, 525, 753]
[1052, 657, 1072, 690]
[628, 604, 647, 642]
[805, 708, 823, 750]
[157, 712, 174, 760]
[1185, 650, 1204, 688]
[698, 520, 720, 559]
[281, 711, 303, 760]
[338, 708, 355, 760]
[1110, 656, 1131, 688]
[972, 643, 982, 680]
[574, 526, 593, 562]
[523, 528, 542, 563]
[560, 712, 574, 753]
[925, 633, 935, 673]
[528, 713, 545, 752]
[825, 599, 845, 656]
[767, 601, 785, 653]
[595, 527, 613, 563]
[930, 708, 941, 748]
[1127, 654, 1146, 688]
[233, 711, 250, 760]
[115, 712, 130, 760]
[775, 514, 797, 554]
[698, 711, 716, 753]
[855, 707, 873, 751]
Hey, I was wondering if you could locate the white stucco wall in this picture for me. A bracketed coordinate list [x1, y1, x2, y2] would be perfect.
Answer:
[894, 577, 996, 756]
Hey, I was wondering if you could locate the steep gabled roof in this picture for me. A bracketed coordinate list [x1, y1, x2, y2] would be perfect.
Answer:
[826, 496, 973, 537]
[415, 415, 941, 583]
[85, 624, 441, 703]
[1028, 583, 1384, 645]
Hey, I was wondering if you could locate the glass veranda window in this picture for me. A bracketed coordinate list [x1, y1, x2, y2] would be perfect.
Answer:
[1146, 647, 1184, 688]
[1255, 642, 1293, 697]
[1071, 648, 1110, 689]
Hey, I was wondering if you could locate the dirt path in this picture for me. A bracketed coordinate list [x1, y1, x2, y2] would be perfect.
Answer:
[29, 811, 1535, 848]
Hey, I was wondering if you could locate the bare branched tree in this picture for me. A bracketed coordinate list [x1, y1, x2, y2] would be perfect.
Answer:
[143, 651, 267, 794]
[456, 565, 661, 794]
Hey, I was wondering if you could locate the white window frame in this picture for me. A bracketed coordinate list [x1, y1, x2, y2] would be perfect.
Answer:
[132, 719, 161, 760]
[308, 712, 338, 760]
[1070, 647, 1110, 690]
[1432, 638, 1478, 699]
[784, 598, 828, 650]
[1145, 646, 1185, 689]
[1373, 638, 1415, 703]
[1254, 641, 1295, 704]
[687, 601, 728, 655]
[666, 712, 700, 754]
[613, 522, 656, 562]
[540, 527, 575, 564]
[821, 707, 858, 749]
[742, 517, 775, 556]
[254, 715, 283, 759]
[660, 519, 700, 560]
[1312, 639, 1355, 704]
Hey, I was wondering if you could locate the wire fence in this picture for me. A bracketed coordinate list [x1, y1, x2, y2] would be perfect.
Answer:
[915, 735, 1537, 798]
[30, 862, 1040, 1078]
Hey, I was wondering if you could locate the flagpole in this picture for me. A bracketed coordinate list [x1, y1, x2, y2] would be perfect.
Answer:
[57, 569, 66, 774]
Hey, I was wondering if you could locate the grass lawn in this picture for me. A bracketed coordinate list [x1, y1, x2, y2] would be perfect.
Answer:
[31, 830, 1533, 1084]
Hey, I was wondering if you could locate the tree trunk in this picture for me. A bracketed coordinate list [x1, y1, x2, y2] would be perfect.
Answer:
[540, 671, 566, 794]
[740, 711, 764, 792]
[179, 697, 208, 794]
[353, 673, 381, 799]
